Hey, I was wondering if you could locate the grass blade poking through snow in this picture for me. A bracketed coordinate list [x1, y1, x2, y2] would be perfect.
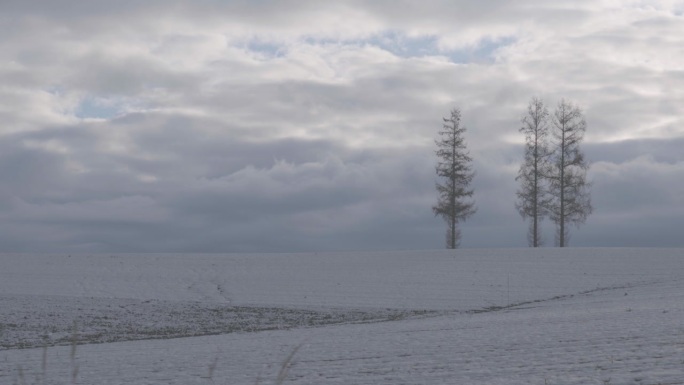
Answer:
[275, 344, 302, 385]
[70, 322, 79, 384]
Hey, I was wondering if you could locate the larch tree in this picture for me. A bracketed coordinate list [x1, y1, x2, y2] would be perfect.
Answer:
[433, 107, 476, 249]
[547, 99, 593, 247]
[515, 97, 551, 247]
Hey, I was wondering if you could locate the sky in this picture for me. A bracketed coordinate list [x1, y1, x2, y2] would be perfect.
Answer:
[0, 0, 682, 253]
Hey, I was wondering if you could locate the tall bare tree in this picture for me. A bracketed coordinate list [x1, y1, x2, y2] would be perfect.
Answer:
[515, 97, 551, 247]
[433, 107, 476, 249]
[547, 99, 593, 247]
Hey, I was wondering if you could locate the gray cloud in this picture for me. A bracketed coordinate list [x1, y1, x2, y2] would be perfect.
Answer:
[0, 1, 682, 252]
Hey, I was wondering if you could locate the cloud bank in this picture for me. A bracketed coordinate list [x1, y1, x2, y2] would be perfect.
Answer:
[0, 0, 682, 252]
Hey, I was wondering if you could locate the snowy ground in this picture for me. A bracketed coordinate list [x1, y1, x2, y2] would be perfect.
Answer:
[1, 248, 683, 384]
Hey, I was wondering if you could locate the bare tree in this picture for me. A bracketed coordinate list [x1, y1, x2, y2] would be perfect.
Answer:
[433, 107, 476, 249]
[546, 99, 593, 247]
[515, 97, 551, 247]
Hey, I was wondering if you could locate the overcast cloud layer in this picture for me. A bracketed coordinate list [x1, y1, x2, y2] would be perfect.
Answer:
[1, 0, 682, 252]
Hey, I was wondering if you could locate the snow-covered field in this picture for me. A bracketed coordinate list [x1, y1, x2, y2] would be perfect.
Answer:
[1, 248, 683, 384]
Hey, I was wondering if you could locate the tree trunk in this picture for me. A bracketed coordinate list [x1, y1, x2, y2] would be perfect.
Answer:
[559, 124, 566, 248]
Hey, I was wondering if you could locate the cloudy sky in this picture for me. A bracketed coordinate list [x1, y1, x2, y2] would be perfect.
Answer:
[1, 1, 682, 252]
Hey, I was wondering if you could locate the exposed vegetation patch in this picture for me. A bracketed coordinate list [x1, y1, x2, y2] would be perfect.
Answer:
[0, 295, 436, 350]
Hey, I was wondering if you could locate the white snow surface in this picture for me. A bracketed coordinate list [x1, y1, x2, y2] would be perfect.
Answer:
[1, 248, 683, 384]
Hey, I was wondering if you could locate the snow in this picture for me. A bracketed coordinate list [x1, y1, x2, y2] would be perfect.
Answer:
[1, 248, 683, 384]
